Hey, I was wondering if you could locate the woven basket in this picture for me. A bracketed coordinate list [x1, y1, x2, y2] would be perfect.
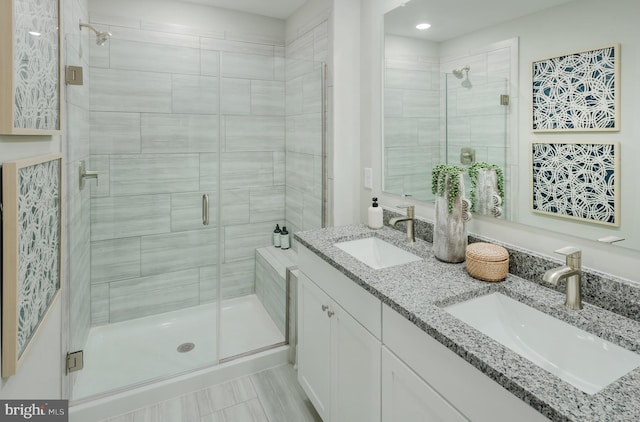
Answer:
[465, 242, 509, 282]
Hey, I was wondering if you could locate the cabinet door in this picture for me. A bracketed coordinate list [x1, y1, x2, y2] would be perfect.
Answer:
[332, 303, 381, 422]
[298, 274, 332, 421]
[382, 348, 468, 422]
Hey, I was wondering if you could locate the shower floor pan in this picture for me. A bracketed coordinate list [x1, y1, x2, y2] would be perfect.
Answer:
[72, 294, 284, 400]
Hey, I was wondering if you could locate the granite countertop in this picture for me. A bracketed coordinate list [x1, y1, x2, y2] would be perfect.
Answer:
[295, 224, 640, 421]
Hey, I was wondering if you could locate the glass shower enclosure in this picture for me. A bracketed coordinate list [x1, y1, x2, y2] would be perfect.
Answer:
[65, 22, 325, 401]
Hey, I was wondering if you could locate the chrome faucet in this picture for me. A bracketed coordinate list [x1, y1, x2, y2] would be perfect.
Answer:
[389, 205, 415, 243]
[543, 247, 582, 310]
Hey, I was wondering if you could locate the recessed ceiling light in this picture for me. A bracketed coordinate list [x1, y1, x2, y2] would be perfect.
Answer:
[29, 31, 41, 36]
[416, 23, 431, 30]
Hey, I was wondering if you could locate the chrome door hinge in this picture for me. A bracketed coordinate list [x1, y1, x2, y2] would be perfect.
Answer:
[65, 66, 84, 85]
[500, 94, 510, 106]
[66, 351, 84, 373]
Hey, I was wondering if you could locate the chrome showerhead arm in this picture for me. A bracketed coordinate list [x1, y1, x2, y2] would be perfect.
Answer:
[79, 21, 112, 45]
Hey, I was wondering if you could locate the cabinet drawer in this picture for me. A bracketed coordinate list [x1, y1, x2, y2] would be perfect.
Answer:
[299, 245, 381, 339]
[382, 304, 547, 422]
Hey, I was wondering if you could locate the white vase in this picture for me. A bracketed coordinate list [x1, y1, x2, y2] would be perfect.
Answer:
[434, 174, 468, 263]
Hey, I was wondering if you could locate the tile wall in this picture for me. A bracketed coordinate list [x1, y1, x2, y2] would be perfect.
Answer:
[383, 36, 513, 204]
[441, 41, 515, 218]
[384, 47, 441, 201]
[86, 19, 299, 324]
[284, 18, 328, 235]
[444, 74, 508, 169]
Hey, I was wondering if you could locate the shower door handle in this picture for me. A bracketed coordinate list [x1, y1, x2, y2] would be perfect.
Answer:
[202, 194, 210, 226]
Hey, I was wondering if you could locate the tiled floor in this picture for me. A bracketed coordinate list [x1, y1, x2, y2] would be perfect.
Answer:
[101, 364, 321, 422]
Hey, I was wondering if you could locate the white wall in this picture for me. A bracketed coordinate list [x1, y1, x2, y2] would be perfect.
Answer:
[362, 0, 640, 281]
[0, 303, 63, 398]
[331, 0, 361, 226]
[360, 0, 384, 218]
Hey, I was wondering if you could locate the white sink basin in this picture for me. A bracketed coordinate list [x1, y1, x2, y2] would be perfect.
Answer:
[445, 292, 640, 395]
[334, 237, 422, 269]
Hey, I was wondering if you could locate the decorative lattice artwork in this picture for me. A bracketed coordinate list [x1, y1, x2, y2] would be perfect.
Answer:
[531, 142, 619, 226]
[15, 158, 61, 356]
[13, 0, 60, 130]
[532, 45, 618, 131]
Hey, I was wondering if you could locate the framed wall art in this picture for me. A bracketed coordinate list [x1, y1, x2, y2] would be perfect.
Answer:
[0, 0, 61, 135]
[2, 153, 63, 377]
[531, 142, 619, 226]
[532, 44, 620, 132]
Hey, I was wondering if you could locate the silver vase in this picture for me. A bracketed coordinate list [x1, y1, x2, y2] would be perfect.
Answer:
[434, 174, 469, 263]
[475, 168, 503, 218]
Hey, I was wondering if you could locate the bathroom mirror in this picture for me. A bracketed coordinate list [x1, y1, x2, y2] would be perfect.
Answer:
[382, 0, 639, 251]
[383, 0, 513, 216]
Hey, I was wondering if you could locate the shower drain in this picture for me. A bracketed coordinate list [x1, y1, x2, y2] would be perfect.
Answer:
[177, 342, 195, 353]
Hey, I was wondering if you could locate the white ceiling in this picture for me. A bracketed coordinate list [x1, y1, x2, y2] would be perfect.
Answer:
[385, 0, 574, 42]
[178, 0, 575, 37]
[181, 0, 307, 19]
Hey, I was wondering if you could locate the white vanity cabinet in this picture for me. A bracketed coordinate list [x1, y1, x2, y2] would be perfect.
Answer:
[382, 304, 548, 422]
[298, 273, 332, 419]
[297, 243, 547, 422]
[297, 246, 382, 422]
[382, 347, 467, 422]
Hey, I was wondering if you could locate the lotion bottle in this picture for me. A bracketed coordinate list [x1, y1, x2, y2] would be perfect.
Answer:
[368, 197, 383, 229]
[273, 224, 281, 247]
[280, 226, 290, 250]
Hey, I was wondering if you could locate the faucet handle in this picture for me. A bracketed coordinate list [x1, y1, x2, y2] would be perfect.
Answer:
[397, 204, 414, 217]
[554, 246, 581, 269]
[554, 246, 581, 257]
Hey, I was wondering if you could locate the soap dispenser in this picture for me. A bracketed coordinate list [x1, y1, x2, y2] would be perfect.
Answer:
[368, 198, 383, 229]
[273, 224, 281, 248]
[280, 226, 290, 250]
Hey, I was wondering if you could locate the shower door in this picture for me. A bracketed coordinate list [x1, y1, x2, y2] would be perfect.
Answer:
[67, 28, 222, 400]
[66, 15, 325, 400]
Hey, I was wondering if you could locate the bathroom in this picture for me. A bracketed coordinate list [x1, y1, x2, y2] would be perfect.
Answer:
[0, 0, 639, 421]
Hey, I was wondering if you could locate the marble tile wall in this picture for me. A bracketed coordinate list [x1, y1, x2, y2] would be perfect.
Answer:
[254, 246, 298, 336]
[255, 253, 286, 335]
[88, 19, 287, 324]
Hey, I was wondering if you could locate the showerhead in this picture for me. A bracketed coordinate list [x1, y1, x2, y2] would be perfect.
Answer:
[95, 31, 111, 46]
[452, 65, 472, 88]
[79, 22, 112, 46]
[452, 65, 470, 79]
